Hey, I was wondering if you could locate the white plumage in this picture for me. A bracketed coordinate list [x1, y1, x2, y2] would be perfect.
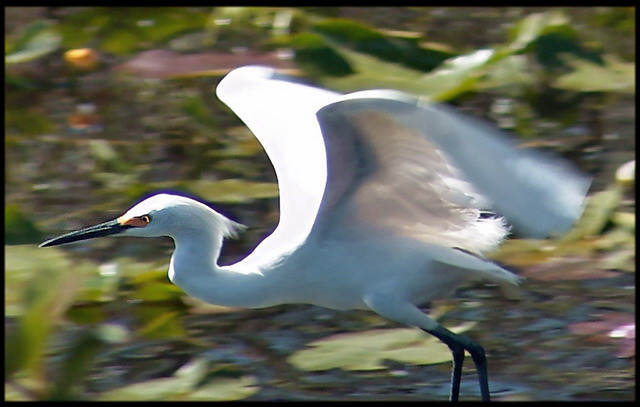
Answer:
[40, 66, 590, 401]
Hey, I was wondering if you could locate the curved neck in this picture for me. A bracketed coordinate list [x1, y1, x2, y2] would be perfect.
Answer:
[167, 228, 280, 309]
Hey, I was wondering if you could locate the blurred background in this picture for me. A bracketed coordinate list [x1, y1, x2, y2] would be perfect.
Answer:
[5, 7, 635, 401]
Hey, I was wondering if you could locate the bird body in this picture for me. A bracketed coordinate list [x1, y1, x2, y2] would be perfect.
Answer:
[40, 66, 590, 401]
[126, 193, 516, 312]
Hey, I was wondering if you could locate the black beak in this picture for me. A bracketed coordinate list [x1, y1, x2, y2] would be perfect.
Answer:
[39, 219, 131, 247]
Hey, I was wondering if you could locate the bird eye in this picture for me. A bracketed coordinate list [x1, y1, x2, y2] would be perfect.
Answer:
[140, 215, 152, 224]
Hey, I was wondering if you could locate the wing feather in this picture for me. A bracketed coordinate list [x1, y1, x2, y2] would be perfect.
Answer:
[217, 67, 590, 270]
[314, 91, 590, 251]
[216, 66, 338, 268]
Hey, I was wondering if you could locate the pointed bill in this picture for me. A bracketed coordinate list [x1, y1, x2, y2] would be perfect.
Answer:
[39, 218, 131, 247]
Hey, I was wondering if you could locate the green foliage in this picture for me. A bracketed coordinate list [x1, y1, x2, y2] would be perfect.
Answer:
[58, 8, 209, 55]
[561, 187, 623, 241]
[4, 245, 192, 399]
[5, 246, 88, 381]
[184, 179, 279, 203]
[284, 32, 354, 77]
[98, 358, 259, 401]
[5, 21, 61, 64]
[5, 205, 43, 245]
[5, 106, 54, 137]
[277, 10, 633, 101]
[288, 323, 474, 371]
[181, 93, 219, 129]
[313, 18, 453, 72]
[555, 55, 635, 93]
[4, 7, 635, 401]
[492, 182, 635, 276]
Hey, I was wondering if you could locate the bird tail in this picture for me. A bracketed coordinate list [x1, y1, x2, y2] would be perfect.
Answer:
[427, 244, 524, 286]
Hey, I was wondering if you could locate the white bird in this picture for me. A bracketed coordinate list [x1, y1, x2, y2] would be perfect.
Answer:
[40, 65, 590, 401]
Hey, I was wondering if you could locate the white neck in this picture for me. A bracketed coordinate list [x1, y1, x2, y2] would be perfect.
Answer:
[167, 227, 282, 309]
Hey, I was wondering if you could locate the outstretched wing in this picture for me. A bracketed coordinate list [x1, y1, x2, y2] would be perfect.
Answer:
[216, 66, 339, 268]
[217, 66, 590, 272]
[312, 90, 591, 251]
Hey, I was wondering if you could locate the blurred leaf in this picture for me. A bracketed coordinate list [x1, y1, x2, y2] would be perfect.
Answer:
[288, 323, 474, 371]
[533, 30, 603, 69]
[507, 11, 604, 70]
[174, 357, 209, 383]
[88, 139, 119, 163]
[313, 18, 387, 43]
[311, 18, 452, 72]
[4, 382, 32, 401]
[555, 54, 635, 93]
[5, 20, 61, 64]
[135, 307, 186, 339]
[66, 306, 106, 325]
[59, 8, 208, 55]
[479, 54, 534, 91]
[98, 358, 258, 400]
[48, 330, 104, 400]
[5, 246, 87, 380]
[101, 30, 140, 56]
[285, 32, 354, 77]
[507, 10, 570, 52]
[312, 40, 509, 101]
[615, 160, 635, 186]
[128, 266, 169, 284]
[134, 281, 184, 302]
[412, 49, 495, 100]
[611, 212, 635, 232]
[185, 375, 259, 401]
[309, 43, 422, 91]
[595, 227, 635, 251]
[94, 323, 131, 343]
[560, 188, 622, 242]
[5, 246, 96, 316]
[99, 376, 191, 400]
[5, 205, 43, 245]
[598, 248, 635, 272]
[512, 11, 594, 63]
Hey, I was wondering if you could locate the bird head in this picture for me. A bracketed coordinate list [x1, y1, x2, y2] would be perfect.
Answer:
[39, 193, 244, 247]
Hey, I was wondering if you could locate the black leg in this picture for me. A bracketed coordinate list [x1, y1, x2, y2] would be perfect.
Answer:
[448, 341, 465, 401]
[423, 325, 491, 401]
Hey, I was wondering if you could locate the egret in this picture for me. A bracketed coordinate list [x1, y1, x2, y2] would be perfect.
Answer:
[40, 65, 590, 401]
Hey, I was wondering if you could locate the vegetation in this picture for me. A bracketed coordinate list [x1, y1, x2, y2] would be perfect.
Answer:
[5, 7, 635, 400]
